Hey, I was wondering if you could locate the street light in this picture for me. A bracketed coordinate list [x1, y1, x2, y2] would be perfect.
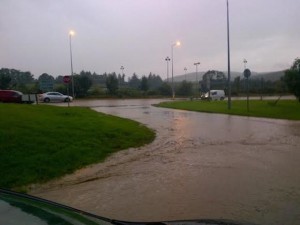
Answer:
[171, 41, 181, 99]
[184, 67, 187, 81]
[226, 0, 232, 109]
[165, 57, 170, 83]
[69, 30, 75, 98]
[243, 59, 248, 70]
[194, 62, 200, 96]
[120, 66, 125, 86]
[194, 62, 200, 83]
[120, 66, 124, 75]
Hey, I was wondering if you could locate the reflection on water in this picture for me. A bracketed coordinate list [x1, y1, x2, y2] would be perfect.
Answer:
[80, 99, 299, 147]
[35, 99, 300, 225]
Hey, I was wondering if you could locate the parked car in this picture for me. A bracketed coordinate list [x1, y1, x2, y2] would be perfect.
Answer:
[0, 90, 23, 103]
[201, 90, 225, 101]
[39, 92, 73, 103]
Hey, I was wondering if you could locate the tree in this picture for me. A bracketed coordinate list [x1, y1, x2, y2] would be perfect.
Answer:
[233, 76, 240, 95]
[38, 73, 55, 92]
[140, 76, 149, 92]
[147, 73, 163, 90]
[159, 82, 172, 96]
[283, 58, 300, 102]
[74, 75, 93, 97]
[0, 68, 34, 90]
[177, 80, 193, 96]
[106, 73, 119, 95]
[201, 70, 226, 92]
[128, 73, 140, 89]
[118, 73, 126, 86]
[38, 73, 54, 82]
[0, 69, 12, 89]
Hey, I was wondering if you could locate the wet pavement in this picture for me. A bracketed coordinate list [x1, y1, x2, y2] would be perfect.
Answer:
[30, 99, 300, 225]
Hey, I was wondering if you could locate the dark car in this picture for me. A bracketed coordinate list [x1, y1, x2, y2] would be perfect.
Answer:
[0, 90, 23, 103]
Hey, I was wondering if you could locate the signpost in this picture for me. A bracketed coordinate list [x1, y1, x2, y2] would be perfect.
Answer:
[63, 76, 71, 107]
[63, 76, 71, 84]
[244, 69, 251, 112]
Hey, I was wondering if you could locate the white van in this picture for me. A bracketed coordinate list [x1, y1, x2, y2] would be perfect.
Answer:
[202, 90, 225, 101]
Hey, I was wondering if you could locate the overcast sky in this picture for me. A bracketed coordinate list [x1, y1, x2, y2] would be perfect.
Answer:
[1, 0, 299, 79]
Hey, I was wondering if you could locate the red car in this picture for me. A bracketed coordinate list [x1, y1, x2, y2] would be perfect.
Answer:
[0, 90, 23, 103]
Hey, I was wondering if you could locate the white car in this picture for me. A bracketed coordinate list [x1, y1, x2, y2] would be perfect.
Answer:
[39, 92, 73, 103]
[202, 90, 225, 101]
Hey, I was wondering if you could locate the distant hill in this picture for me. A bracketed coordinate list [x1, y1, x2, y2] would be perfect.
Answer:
[171, 70, 285, 82]
[172, 72, 205, 82]
[251, 71, 285, 82]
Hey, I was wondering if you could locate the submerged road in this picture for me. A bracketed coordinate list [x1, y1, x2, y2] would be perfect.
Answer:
[30, 99, 300, 225]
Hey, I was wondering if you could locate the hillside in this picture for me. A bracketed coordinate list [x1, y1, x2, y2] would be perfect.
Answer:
[251, 71, 285, 81]
[171, 70, 285, 82]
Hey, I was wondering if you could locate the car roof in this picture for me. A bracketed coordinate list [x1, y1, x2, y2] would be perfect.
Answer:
[0, 90, 23, 94]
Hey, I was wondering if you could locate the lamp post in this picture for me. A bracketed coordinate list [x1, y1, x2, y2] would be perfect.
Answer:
[194, 62, 200, 96]
[171, 41, 181, 99]
[120, 66, 124, 86]
[69, 30, 75, 98]
[226, 0, 232, 109]
[184, 67, 187, 81]
[243, 59, 248, 70]
[165, 57, 170, 83]
[244, 69, 251, 112]
[120, 66, 124, 75]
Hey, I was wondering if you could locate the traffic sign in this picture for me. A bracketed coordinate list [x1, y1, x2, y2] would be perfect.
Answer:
[244, 69, 251, 79]
[63, 76, 71, 84]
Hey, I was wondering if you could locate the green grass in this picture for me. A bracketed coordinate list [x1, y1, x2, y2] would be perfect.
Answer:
[0, 104, 155, 189]
[156, 100, 300, 120]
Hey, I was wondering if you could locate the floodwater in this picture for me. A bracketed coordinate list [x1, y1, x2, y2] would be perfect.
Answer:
[30, 99, 300, 225]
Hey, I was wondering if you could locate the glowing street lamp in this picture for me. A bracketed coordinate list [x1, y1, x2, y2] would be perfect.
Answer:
[171, 41, 181, 99]
[69, 30, 75, 98]
[69, 30, 75, 36]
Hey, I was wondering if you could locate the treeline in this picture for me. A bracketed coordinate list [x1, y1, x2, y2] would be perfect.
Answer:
[0, 68, 35, 92]
[230, 76, 287, 96]
[0, 68, 293, 98]
[199, 70, 288, 96]
[0, 68, 193, 98]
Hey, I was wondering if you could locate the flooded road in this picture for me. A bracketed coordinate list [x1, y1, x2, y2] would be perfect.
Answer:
[30, 99, 300, 225]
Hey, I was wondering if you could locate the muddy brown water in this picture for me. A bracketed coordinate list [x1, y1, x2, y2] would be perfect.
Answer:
[30, 99, 300, 225]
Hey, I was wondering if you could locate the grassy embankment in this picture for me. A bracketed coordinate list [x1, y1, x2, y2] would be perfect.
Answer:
[156, 100, 300, 120]
[0, 104, 155, 190]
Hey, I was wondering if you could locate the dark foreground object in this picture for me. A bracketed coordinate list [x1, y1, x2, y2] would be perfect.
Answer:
[0, 189, 258, 225]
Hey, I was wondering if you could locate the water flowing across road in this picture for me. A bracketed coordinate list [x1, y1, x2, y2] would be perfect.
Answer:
[30, 99, 300, 225]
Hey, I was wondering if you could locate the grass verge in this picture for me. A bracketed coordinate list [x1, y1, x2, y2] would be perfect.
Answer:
[155, 100, 300, 120]
[0, 104, 155, 190]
